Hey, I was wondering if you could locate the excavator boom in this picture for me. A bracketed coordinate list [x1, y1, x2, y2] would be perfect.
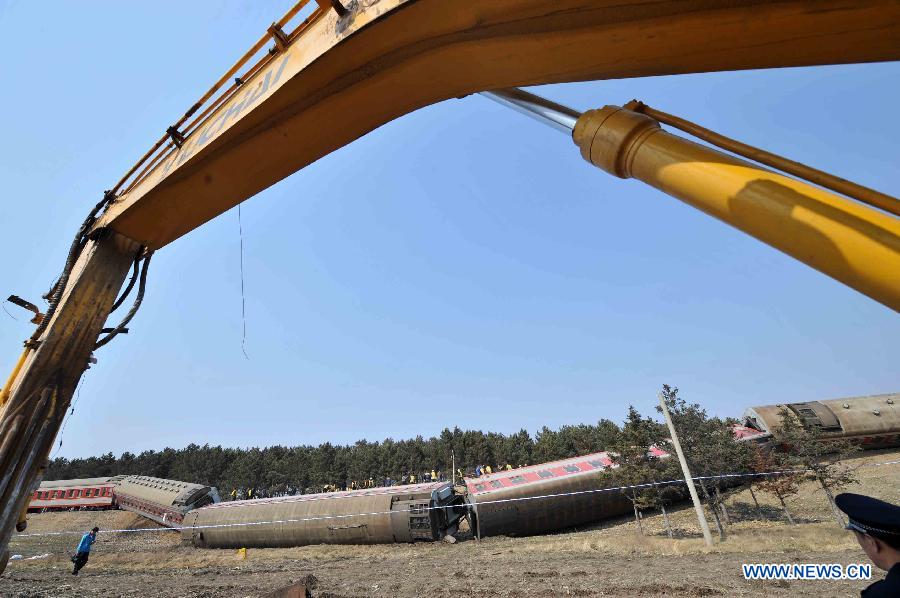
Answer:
[96, 0, 900, 249]
[2, 0, 899, 566]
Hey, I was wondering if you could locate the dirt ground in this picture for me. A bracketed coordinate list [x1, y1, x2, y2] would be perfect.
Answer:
[3, 449, 898, 597]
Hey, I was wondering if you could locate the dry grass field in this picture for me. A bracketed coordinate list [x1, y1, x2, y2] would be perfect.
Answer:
[3, 448, 898, 597]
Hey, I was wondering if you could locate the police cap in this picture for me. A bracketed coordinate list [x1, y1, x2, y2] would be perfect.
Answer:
[836, 493, 900, 548]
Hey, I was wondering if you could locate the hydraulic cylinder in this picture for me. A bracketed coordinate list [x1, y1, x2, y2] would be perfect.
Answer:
[571, 106, 900, 311]
[483, 89, 899, 312]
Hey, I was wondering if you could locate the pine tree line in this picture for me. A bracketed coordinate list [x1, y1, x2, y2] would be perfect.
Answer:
[45, 420, 626, 497]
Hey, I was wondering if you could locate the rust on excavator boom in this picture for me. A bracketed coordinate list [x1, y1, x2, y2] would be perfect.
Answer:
[95, 0, 900, 249]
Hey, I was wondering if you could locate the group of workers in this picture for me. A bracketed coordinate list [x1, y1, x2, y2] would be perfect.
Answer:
[224, 469, 449, 500]
[473, 463, 518, 476]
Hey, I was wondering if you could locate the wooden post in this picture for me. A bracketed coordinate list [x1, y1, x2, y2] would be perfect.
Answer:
[657, 392, 714, 546]
[0, 231, 138, 569]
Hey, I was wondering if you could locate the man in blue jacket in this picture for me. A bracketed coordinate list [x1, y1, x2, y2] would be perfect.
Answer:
[71, 527, 98, 575]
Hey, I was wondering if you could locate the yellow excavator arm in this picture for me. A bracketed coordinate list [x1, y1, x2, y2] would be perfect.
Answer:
[1, 0, 899, 566]
[97, 0, 900, 249]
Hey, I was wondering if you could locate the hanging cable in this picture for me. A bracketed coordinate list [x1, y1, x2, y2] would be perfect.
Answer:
[29, 192, 116, 348]
[1, 303, 19, 321]
[94, 250, 152, 350]
[49, 373, 87, 460]
[109, 251, 142, 314]
[238, 204, 250, 360]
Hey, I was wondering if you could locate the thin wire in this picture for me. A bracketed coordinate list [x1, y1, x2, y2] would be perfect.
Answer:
[238, 204, 250, 360]
[49, 373, 88, 460]
[2, 302, 20, 321]
[15, 459, 900, 539]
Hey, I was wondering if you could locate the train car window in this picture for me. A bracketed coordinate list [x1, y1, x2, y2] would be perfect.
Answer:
[564, 465, 581, 473]
[490, 481, 503, 489]
[474, 484, 486, 492]
[588, 460, 606, 468]
[509, 475, 526, 484]
[537, 470, 554, 479]
[66, 490, 75, 498]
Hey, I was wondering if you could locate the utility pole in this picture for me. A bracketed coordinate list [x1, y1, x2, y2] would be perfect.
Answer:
[657, 392, 714, 546]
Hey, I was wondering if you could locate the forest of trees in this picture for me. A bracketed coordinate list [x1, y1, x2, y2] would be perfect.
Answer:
[46, 418, 628, 497]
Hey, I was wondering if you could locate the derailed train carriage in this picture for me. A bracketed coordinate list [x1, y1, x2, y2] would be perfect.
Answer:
[29, 476, 124, 512]
[114, 475, 220, 526]
[182, 481, 466, 548]
[743, 392, 900, 448]
[26, 475, 219, 527]
[464, 451, 657, 538]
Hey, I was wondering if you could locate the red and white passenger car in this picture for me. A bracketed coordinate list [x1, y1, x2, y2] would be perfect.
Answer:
[28, 476, 124, 512]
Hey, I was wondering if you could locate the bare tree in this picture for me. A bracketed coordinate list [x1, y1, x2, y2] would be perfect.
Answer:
[751, 447, 801, 524]
[775, 407, 860, 526]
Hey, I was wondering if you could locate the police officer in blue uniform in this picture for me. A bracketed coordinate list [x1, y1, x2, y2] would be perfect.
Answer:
[835, 493, 900, 597]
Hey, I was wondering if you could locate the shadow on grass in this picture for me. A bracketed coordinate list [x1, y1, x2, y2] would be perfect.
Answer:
[726, 500, 819, 525]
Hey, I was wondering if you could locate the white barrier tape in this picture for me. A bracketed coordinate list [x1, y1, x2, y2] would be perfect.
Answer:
[14, 458, 899, 539]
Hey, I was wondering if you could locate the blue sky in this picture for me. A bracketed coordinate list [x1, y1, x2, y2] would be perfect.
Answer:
[1, 1, 897, 459]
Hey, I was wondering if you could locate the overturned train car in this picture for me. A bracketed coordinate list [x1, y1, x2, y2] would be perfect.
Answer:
[27, 475, 219, 528]
[114, 475, 220, 526]
[743, 393, 900, 448]
[465, 451, 658, 538]
[182, 481, 466, 548]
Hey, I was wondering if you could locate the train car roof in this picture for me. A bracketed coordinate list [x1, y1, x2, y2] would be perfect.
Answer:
[743, 392, 899, 434]
[466, 451, 634, 497]
[818, 392, 899, 408]
[197, 481, 453, 512]
[38, 476, 121, 488]
[114, 475, 213, 508]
